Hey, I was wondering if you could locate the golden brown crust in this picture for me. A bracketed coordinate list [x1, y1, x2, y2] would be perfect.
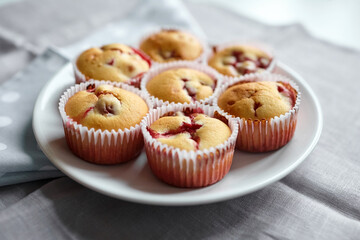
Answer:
[76, 43, 150, 83]
[146, 68, 215, 103]
[65, 84, 148, 131]
[149, 113, 231, 151]
[140, 29, 203, 63]
[218, 81, 296, 120]
[208, 45, 272, 77]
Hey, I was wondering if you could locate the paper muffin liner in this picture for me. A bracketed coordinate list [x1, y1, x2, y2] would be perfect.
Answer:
[212, 72, 301, 152]
[140, 61, 223, 108]
[73, 46, 152, 88]
[137, 26, 210, 65]
[206, 41, 276, 81]
[59, 80, 153, 164]
[140, 102, 239, 188]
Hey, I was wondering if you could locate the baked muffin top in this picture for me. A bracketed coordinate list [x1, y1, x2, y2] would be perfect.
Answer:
[217, 81, 297, 120]
[76, 43, 151, 83]
[139, 29, 203, 63]
[208, 45, 272, 77]
[146, 68, 216, 103]
[65, 84, 148, 131]
[147, 110, 231, 151]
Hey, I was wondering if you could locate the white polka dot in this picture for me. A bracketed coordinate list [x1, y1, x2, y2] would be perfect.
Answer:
[0, 116, 12, 127]
[1, 91, 20, 102]
[0, 143, 7, 151]
[39, 166, 57, 171]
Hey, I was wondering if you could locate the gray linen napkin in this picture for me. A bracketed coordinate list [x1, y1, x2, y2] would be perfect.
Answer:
[0, 49, 67, 186]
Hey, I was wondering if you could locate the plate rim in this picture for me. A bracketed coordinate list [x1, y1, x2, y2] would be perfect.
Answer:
[33, 61, 323, 206]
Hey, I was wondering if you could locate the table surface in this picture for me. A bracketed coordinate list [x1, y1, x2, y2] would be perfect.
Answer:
[193, 0, 360, 51]
[1, 0, 358, 50]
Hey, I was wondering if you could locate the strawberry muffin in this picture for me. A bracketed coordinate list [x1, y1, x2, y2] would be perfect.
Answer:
[142, 62, 220, 107]
[216, 74, 300, 152]
[146, 68, 215, 104]
[140, 29, 204, 63]
[75, 43, 151, 87]
[59, 82, 151, 164]
[141, 103, 238, 188]
[208, 44, 274, 77]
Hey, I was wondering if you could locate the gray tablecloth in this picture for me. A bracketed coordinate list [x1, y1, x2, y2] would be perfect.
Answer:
[0, 0, 360, 239]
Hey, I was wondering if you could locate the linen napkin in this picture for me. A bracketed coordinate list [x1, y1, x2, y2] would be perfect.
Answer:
[0, 49, 66, 186]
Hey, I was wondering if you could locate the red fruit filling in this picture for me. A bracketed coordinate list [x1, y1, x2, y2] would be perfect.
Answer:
[86, 84, 96, 92]
[130, 47, 152, 67]
[183, 108, 204, 116]
[101, 105, 114, 115]
[159, 108, 204, 118]
[75, 106, 94, 122]
[95, 91, 105, 97]
[147, 112, 204, 150]
[181, 78, 197, 101]
[129, 72, 145, 88]
[253, 102, 262, 117]
[213, 111, 229, 125]
[84, 106, 94, 117]
[224, 50, 271, 74]
[107, 59, 115, 66]
[105, 46, 151, 68]
[277, 83, 297, 107]
[92, 91, 122, 114]
[181, 78, 216, 101]
[149, 122, 202, 138]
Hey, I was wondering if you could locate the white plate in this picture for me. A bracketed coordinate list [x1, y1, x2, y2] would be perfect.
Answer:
[33, 62, 322, 206]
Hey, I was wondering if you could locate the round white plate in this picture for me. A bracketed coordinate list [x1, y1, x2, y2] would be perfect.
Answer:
[33, 62, 322, 206]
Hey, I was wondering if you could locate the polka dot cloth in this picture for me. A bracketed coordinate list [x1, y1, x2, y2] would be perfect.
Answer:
[0, 143, 7, 151]
[0, 50, 68, 186]
[1, 91, 20, 103]
[0, 92, 17, 152]
[0, 116, 12, 128]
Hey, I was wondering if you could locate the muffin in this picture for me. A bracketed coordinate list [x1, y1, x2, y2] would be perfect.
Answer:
[75, 43, 151, 87]
[59, 81, 152, 164]
[139, 29, 204, 63]
[142, 62, 220, 107]
[141, 103, 238, 188]
[216, 74, 300, 152]
[148, 111, 231, 151]
[208, 44, 274, 77]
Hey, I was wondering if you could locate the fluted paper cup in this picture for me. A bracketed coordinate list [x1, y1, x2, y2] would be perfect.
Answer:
[59, 80, 153, 164]
[141, 102, 239, 188]
[212, 72, 301, 152]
